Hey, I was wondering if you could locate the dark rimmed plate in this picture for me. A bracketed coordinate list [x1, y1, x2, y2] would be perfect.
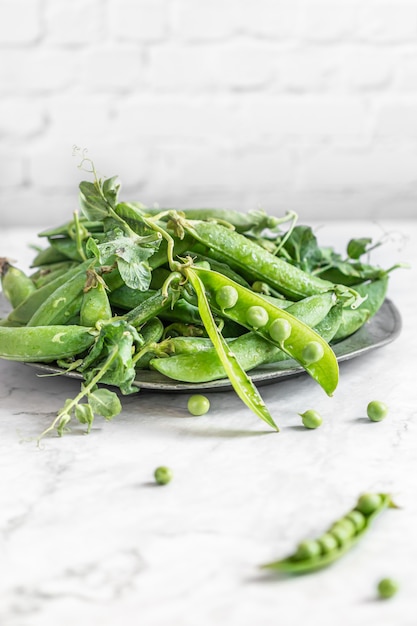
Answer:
[0, 295, 402, 392]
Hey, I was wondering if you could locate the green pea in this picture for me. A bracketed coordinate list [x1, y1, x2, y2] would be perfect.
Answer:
[317, 532, 339, 555]
[330, 523, 352, 547]
[377, 578, 399, 599]
[187, 394, 210, 416]
[269, 318, 292, 343]
[251, 281, 271, 295]
[302, 340, 324, 365]
[215, 285, 238, 310]
[299, 409, 323, 429]
[245, 305, 269, 329]
[294, 540, 321, 561]
[345, 510, 366, 532]
[356, 493, 383, 516]
[367, 400, 388, 422]
[194, 260, 211, 270]
[332, 518, 356, 537]
[154, 466, 173, 485]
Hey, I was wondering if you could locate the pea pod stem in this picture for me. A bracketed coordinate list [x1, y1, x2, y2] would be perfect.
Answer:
[185, 267, 278, 431]
[38, 344, 120, 441]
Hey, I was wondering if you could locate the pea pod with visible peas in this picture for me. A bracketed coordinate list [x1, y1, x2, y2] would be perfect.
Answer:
[184, 267, 278, 430]
[261, 493, 398, 575]
[187, 267, 339, 396]
[151, 292, 339, 382]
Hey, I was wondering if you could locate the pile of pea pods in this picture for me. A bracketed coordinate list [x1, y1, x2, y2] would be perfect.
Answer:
[0, 166, 395, 437]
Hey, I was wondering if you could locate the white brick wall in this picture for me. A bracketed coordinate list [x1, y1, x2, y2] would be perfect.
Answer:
[1, 0, 417, 227]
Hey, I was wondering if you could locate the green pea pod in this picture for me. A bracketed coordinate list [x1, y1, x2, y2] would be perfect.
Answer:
[184, 251, 251, 287]
[191, 267, 339, 396]
[283, 292, 337, 328]
[133, 317, 165, 369]
[335, 276, 389, 343]
[163, 336, 234, 355]
[80, 273, 112, 327]
[152, 293, 338, 380]
[0, 318, 24, 327]
[331, 275, 389, 342]
[7, 260, 92, 325]
[151, 331, 282, 383]
[181, 219, 336, 301]
[0, 325, 96, 362]
[185, 267, 278, 431]
[49, 237, 86, 262]
[109, 285, 157, 310]
[261, 493, 397, 575]
[138, 207, 282, 234]
[38, 219, 103, 238]
[352, 276, 389, 318]
[332, 309, 370, 342]
[30, 245, 70, 267]
[30, 261, 78, 288]
[124, 285, 180, 328]
[27, 262, 94, 327]
[0, 259, 36, 308]
[314, 305, 343, 343]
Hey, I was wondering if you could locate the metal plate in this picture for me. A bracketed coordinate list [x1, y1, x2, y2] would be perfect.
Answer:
[0, 295, 402, 393]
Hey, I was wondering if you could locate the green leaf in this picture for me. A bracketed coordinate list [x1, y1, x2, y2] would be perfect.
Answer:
[75, 402, 94, 426]
[78, 320, 142, 395]
[347, 237, 373, 260]
[88, 388, 122, 420]
[95, 235, 160, 290]
[57, 413, 72, 437]
[85, 236, 101, 261]
[79, 181, 111, 221]
[281, 226, 324, 272]
[102, 176, 120, 208]
[117, 257, 152, 291]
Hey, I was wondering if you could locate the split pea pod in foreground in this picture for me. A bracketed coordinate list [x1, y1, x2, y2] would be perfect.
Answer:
[0, 160, 403, 437]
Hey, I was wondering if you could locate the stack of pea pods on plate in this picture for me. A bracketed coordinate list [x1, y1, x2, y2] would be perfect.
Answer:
[0, 164, 395, 437]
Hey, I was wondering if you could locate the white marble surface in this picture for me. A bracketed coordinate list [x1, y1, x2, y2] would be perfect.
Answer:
[0, 221, 416, 626]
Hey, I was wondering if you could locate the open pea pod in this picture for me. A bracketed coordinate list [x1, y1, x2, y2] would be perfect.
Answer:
[185, 267, 278, 431]
[191, 267, 339, 396]
[262, 493, 397, 575]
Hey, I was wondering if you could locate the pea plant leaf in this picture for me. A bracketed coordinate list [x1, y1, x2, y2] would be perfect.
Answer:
[78, 175, 121, 221]
[88, 388, 122, 419]
[347, 237, 373, 260]
[280, 225, 324, 272]
[80, 319, 142, 395]
[74, 402, 95, 430]
[86, 234, 161, 291]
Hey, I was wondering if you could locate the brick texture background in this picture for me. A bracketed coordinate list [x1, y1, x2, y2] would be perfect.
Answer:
[1, 0, 417, 226]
